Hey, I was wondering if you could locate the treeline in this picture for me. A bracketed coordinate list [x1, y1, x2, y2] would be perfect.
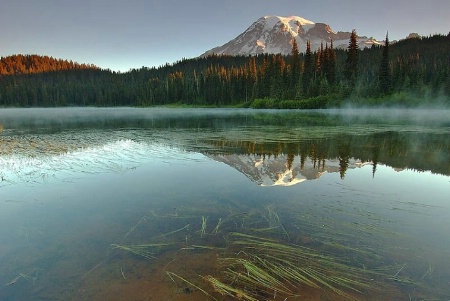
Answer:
[0, 33, 449, 108]
[0, 54, 99, 75]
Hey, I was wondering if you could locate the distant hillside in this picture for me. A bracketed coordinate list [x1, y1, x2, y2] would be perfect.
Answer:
[0, 54, 99, 75]
[0, 34, 449, 108]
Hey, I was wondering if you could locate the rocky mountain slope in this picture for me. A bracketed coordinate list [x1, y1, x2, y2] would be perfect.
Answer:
[202, 15, 381, 56]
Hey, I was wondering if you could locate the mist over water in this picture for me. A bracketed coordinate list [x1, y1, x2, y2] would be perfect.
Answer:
[0, 107, 449, 300]
[0, 107, 254, 129]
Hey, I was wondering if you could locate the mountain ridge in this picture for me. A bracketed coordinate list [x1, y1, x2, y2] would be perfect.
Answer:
[202, 15, 382, 56]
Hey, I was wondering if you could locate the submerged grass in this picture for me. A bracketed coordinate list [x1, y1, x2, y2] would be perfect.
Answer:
[200, 216, 207, 238]
[111, 204, 420, 300]
[110, 243, 175, 259]
[159, 223, 190, 240]
[221, 233, 380, 300]
[166, 272, 217, 300]
[203, 275, 259, 301]
[212, 218, 224, 235]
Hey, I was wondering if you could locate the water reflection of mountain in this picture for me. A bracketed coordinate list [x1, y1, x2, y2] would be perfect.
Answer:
[202, 131, 450, 185]
[2, 109, 448, 184]
[208, 153, 368, 186]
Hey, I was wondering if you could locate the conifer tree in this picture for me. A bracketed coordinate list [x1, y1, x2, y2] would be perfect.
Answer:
[378, 32, 391, 95]
[326, 40, 336, 85]
[290, 38, 301, 92]
[315, 42, 324, 78]
[302, 40, 314, 94]
[344, 30, 359, 85]
[248, 57, 258, 99]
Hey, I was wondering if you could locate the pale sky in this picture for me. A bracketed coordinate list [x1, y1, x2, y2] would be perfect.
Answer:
[1, 0, 449, 72]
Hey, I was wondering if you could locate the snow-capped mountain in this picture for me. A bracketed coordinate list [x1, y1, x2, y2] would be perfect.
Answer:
[202, 15, 381, 56]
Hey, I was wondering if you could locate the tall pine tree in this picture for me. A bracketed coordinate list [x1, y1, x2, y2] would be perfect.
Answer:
[302, 40, 314, 95]
[325, 40, 336, 85]
[378, 32, 391, 95]
[344, 30, 359, 85]
[290, 38, 301, 94]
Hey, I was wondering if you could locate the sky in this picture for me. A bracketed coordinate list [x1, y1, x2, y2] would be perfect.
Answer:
[1, 0, 449, 72]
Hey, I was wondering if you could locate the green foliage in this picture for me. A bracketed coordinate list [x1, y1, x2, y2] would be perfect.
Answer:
[250, 95, 334, 109]
[250, 98, 277, 109]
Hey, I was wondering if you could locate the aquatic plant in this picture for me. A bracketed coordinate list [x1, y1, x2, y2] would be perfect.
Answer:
[110, 243, 176, 259]
[111, 204, 420, 300]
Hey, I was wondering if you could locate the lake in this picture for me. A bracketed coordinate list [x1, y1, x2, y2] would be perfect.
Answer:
[0, 108, 449, 301]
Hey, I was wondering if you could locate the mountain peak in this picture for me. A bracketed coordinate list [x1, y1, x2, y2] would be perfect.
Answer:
[261, 15, 315, 26]
[202, 15, 380, 57]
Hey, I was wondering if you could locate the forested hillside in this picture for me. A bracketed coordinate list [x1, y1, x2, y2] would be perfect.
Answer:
[0, 54, 99, 75]
[0, 33, 449, 108]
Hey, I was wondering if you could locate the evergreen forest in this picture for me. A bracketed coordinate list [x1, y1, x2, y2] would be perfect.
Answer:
[0, 33, 449, 108]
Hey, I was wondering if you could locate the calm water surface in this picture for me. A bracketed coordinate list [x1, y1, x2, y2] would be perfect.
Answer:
[0, 108, 449, 301]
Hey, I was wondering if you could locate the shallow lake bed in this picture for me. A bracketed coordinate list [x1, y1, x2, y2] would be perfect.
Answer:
[0, 108, 449, 300]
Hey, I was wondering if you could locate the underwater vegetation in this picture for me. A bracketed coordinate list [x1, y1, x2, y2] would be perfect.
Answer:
[108, 204, 427, 301]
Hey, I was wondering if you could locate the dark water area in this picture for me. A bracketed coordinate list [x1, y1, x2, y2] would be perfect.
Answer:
[0, 108, 449, 301]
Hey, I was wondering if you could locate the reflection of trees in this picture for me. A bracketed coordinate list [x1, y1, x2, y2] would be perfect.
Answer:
[337, 138, 351, 179]
[201, 131, 450, 177]
[371, 134, 382, 178]
[300, 145, 308, 170]
[287, 153, 295, 171]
